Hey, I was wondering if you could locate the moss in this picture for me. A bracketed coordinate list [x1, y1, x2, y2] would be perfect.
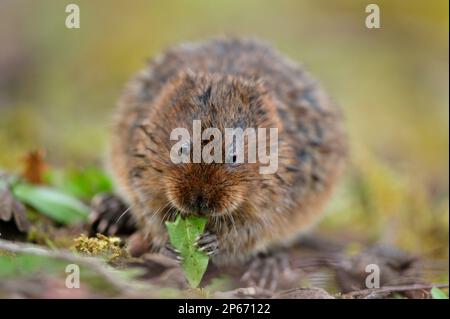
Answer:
[73, 233, 129, 264]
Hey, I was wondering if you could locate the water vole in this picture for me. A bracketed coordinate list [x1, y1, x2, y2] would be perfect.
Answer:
[109, 38, 347, 286]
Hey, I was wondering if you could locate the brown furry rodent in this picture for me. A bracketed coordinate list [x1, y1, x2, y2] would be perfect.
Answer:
[110, 38, 346, 268]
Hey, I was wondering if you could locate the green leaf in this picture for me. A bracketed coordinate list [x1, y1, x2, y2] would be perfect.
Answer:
[0, 253, 63, 278]
[11, 183, 89, 225]
[44, 167, 113, 200]
[165, 215, 209, 287]
[431, 287, 448, 299]
[0, 253, 122, 295]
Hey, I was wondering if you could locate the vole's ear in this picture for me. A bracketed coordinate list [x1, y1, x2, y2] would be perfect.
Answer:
[197, 84, 212, 106]
[254, 78, 269, 95]
[175, 70, 214, 106]
[176, 69, 197, 87]
[234, 77, 269, 107]
[184, 68, 197, 80]
[236, 78, 280, 127]
[161, 70, 199, 103]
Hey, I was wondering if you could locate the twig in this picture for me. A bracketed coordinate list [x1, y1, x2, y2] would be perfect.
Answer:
[342, 283, 449, 299]
[0, 239, 138, 293]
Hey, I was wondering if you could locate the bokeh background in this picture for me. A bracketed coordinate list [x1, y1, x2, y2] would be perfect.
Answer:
[0, 0, 448, 278]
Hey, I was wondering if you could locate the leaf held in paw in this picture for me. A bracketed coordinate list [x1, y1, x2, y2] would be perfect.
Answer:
[165, 215, 209, 288]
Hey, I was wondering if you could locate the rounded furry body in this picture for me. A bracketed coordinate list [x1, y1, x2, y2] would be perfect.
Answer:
[110, 38, 347, 265]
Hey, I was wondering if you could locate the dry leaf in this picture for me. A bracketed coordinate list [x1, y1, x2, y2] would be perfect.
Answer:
[21, 149, 47, 184]
[0, 177, 30, 233]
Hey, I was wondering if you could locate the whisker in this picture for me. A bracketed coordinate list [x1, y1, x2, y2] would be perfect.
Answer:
[226, 208, 238, 237]
[159, 202, 176, 228]
[149, 201, 170, 225]
[115, 204, 134, 224]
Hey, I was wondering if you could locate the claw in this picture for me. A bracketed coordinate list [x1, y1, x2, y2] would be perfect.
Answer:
[89, 193, 136, 236]
[195, 232, 219, 256]
[161, 244, 183, 262]
[198, 242, 217, 251]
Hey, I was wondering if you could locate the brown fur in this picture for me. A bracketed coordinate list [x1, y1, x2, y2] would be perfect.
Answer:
[109, 38, 347, 265]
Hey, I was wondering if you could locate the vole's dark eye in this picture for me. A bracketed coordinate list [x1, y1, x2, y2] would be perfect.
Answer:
[225, 151, 240, 165]
[225, 141, 241, 165]
[178, 143, 190, 157]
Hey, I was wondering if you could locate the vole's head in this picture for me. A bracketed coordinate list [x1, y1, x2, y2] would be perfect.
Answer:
[132, 71, 282, 219]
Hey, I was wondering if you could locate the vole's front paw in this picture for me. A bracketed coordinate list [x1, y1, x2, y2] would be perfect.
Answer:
[195, 231, 219, 256]
[241, 252, 291, 291]
[89, 193, 136, 236]
[160, 243, 183, 262]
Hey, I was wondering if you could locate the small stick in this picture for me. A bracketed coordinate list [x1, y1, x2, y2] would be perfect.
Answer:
[342, 283, 449, 299]
[0, 239, 136, 293]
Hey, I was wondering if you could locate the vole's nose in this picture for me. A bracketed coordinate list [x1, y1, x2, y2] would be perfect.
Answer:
[191, 194, 209, 214]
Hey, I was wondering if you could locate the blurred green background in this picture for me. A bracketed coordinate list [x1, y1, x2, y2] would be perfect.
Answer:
[0, 0, 448, 267]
